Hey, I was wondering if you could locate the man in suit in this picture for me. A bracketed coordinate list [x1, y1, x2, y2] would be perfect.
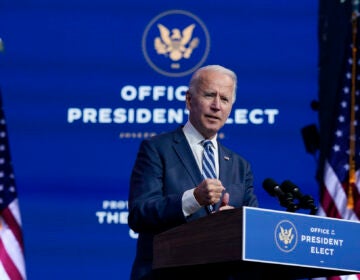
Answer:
[128, 65, 259, 280]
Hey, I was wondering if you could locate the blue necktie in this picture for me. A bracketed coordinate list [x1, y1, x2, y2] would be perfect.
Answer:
[202, 140, 216, 212]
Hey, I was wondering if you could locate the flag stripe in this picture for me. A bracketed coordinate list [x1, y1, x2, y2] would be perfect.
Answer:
[0, 262, 11, 280]
[320, 184, 341, 219]
[1, 208, 23, 251]
[0, 214, 26, 278]
[0, 239, 23, 280]
[322, 162, 358, 220]
[322, 161, 359, 220]
[8, 200, 22, 227]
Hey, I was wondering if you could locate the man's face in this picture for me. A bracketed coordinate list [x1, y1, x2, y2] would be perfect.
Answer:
[186, 70, 234, 139]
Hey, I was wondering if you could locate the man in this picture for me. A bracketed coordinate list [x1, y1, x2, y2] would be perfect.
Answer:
[128, 65, 259, 280]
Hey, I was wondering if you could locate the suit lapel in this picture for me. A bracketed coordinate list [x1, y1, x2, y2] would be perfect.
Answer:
[172, 128, 203, 185]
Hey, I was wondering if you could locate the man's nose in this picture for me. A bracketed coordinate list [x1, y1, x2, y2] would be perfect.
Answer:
[211, 96, 221, 109]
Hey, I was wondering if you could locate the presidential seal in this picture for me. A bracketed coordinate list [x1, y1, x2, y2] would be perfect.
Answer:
[275, 220, 298, 253]
[142, 10, 211, 77]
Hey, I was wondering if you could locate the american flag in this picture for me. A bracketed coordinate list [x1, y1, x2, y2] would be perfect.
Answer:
[315, 16, 360, 280]
[0, 91, 26, 279]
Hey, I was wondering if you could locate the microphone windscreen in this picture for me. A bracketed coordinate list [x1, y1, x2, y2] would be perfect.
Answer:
[280, 180, 297, 193]
[262, 178, 279, 196]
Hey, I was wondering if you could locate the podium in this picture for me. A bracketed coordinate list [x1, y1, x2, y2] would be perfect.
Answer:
[153, 207, 360, 279]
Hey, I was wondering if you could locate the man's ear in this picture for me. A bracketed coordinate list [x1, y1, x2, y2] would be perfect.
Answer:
[185, 91, 191, 109]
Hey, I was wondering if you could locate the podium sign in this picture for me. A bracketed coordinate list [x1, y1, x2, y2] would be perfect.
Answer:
[243, 207, 360, 273]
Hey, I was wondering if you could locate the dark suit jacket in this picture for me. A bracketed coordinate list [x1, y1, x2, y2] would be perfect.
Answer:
[128, 126, 258, 280]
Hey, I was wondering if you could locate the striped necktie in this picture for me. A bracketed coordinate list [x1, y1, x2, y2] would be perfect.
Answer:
[202, 140, 216, 179]
[202, 140, 216, 212]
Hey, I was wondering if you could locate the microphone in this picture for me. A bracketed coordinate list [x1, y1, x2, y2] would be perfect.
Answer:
[280, 180, 318, 215]
[262, 178, 298, 212]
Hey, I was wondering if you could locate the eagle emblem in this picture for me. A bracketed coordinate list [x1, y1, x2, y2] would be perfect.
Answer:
[154, 23, 199, 61]
[279, 226, 294, 246]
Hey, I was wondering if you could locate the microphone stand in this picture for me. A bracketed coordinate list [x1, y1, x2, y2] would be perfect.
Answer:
[279, 193, 299, 213]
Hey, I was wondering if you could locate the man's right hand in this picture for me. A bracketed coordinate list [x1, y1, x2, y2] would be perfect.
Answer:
[193, 179, 225, 206]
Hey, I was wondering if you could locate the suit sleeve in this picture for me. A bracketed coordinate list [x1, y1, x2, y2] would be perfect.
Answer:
[243, 160, 259, 207]
[128, 139, 187, 233]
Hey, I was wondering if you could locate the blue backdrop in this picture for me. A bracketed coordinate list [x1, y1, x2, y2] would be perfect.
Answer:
[0, 1, 319, 279]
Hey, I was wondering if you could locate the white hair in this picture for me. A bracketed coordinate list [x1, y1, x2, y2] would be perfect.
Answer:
[188, 65, 237, 103]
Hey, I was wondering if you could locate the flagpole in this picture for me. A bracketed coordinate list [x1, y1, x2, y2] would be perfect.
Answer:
[347, 0, 359, 209]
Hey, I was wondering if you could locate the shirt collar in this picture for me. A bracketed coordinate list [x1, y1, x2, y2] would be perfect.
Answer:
[183, 121, 218, 148]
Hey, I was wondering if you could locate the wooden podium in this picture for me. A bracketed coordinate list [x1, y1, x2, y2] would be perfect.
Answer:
[153, 208, 355, 279]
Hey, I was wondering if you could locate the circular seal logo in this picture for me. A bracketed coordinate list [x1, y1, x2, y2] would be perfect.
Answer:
[142, 10, 211, 77]
[274, 220, 298, 253]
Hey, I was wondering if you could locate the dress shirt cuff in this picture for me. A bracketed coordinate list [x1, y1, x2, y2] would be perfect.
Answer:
[182, 188, 201, 217]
